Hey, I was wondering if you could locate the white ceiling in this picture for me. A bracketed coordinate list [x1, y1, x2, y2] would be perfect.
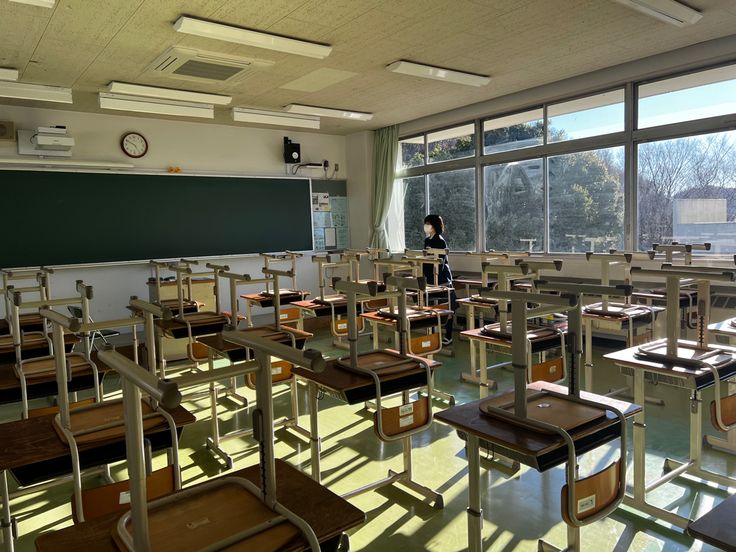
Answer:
[0, 0, 735, 134]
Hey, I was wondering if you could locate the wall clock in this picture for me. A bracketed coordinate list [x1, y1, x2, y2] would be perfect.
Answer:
[120, 132, 148, 158]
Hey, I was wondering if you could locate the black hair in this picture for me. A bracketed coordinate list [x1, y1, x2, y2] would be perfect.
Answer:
[424, 214, 445, 236]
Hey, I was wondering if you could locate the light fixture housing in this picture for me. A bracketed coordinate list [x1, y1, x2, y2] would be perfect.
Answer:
[284, 104, 373, 121]
[98, 93, 214, 119]
[611, 0, 702, 26]
[232, 107, 320, 129]
[107, 81, 231, 105]
[0, 68, 19, 81]
[0, 80, 72, 103]
[386, 60, 491, 87]
[174, 16, 332, 59]
[8, 0, 55, 7]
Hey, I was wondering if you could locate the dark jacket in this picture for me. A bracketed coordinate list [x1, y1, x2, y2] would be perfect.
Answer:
[423, 234, 452, 285]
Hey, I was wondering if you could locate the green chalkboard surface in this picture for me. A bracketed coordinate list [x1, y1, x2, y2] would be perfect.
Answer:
[2, 169, 313, 268]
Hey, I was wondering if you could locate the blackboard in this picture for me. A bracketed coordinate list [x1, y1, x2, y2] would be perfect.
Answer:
[1, 169, 313, 268]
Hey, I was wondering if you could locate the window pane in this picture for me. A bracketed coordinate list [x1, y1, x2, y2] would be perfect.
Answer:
[548, 147, 624, 253]
[427, 168, 476, 251]
[548, 90, 624, 143]
[399, 136, 424, 169]
[483, 109, 544, 154]
[427, 123, 475, 164]
[484, 159, 544, 252]
[638, 64, 736, 129]
[401, 176, 427, 250]
[637, 131, 736, 253]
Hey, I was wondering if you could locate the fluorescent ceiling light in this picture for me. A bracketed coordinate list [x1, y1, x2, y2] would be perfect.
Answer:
[386, 60, 491, 87]
[0, 80, 72, 103]
[98, 93, 214, 119]
[9, 0, 55, 7]
[174, 16, 332, 59]
[107, 81, 231, 105]
[0, 68, 19, 81]
[611, 0, 702, 26]
[232, 107, 320, 129]
[284, 104, 373, 121]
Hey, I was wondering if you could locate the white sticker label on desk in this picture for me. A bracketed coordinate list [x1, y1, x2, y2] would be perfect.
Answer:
[399, 403, 414, 416]
[399, 414, 414, 427]
[577, 494, 596, 514]
[119, 491, 131, 505]
[280, 313, 288, 319]
[337, 323, 347, 330]
[421, 340, 431, 348]
[272, 367, 282, 375]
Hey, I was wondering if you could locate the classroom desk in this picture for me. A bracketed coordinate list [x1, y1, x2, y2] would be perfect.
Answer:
[704, 317, 736, 454]
[581, 302, 662, 394]
[0, 313, 45, 335]
[196, 326, 313, 468]
[239, 290, 309, 327]
[457, 297, 501, 386]
[291, 355, 444, 506]
[435, 381, 639, 552]
[687, 492, 736, 551]
[0, 405, 195, 551]
[461, 322, 567, 392]
[34, 459, 365, 552]
[360, 307, 452, 350]
[0, 333, 77, 365]
[605, 339, 736, 529]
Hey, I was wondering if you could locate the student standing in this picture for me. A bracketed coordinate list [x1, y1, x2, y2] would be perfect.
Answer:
[423, 214, 456, 345]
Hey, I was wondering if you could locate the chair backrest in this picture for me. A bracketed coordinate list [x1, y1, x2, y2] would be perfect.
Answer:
[561, 459, 622, 525]
[67, 305, 83, 319]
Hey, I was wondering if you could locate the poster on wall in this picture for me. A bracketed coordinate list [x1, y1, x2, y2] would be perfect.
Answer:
[312, 192, 330, 211]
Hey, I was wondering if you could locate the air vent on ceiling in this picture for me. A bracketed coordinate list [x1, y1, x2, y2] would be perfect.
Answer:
[146, 46, 274, 84]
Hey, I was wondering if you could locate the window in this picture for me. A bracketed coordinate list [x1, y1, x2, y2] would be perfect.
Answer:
[401, 176, 427, 250]
[484, 159, 544, 252]
[548, 147, 624, 253]
[638, 64, 736, 129]
[637, 130, 736, 253]
[548, 90, 624, 143]
[483, 109, 544, 155]
[399, 136, 424, 169]
[427, 168, 476, 251]
[427, 123, 475, 164]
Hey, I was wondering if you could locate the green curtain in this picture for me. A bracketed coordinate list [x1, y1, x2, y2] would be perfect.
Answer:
[370, 125, 400, 248]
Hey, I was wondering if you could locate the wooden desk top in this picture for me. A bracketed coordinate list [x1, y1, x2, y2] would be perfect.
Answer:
[461, 323, 566, 353]
[292, 354, 441, 404]
[709, 318, 736, 338]
[240, 291, 309, 308]
[604, 338, 736, 390]
[360, 307, 452, 327]
[155, 312, 228, 339]
[435, 381, 640, 472]
[687, 494, 736, 551]
[0, 405, 195, 471]
[35, 458, 365, 552]
[197, 326, 312, 361]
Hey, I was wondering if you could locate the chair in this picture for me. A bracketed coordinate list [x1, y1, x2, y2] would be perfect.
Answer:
[67, 305, 120, 350]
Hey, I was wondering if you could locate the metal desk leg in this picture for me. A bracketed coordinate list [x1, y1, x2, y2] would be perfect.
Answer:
[205, 348, 233, 469]
[308, 381, 321, 482]
[467, 433, 482, 552]
[584, 317, 593, 392]
[372, 320, 379, 350]
[1, 470, 14, 552]
[706, 378, 736, 454]
[633, 369, 646, 502]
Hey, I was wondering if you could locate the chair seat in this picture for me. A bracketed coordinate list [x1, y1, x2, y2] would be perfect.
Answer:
[54, 398, 168, 446]
[17, 354, 94, 381]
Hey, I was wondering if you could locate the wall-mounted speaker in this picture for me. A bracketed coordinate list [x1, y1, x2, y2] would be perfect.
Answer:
[0, 121, 15, 142]
[283, 136, 300, 164]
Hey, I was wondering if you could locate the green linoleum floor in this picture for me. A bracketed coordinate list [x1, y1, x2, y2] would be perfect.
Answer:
[2, 327, 735, 551]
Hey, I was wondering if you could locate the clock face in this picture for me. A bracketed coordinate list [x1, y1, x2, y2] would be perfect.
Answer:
[121, 132, 148, 158]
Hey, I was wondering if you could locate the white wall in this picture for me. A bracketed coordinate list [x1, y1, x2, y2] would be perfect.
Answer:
[0, 104, 348, 323]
